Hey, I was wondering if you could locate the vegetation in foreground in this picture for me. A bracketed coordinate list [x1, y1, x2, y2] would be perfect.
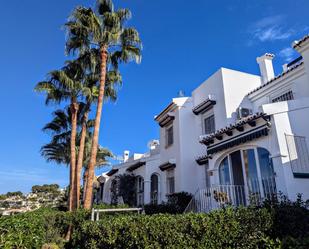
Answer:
[1, 196, 309, 249]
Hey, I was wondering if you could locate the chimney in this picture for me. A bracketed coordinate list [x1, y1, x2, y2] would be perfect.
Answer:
[282, 63, 288, 72]
[123, 150, 130, 162]
[256, 53, 275, 84]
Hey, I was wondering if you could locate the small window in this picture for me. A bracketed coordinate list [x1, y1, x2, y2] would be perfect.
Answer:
[203, 114, 215, 134]
[285, 134, 309, 177]
[150, 174, 159, 204]
[272, 91, 294, 103]
[137, 176, 144, 192]
[166, 126, 174, 147]
[166, 169, 175, 194]
[136, 176, 144, 206]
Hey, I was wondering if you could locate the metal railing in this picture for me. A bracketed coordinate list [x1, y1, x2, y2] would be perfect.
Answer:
[184, 185, 246, 213]
[91, 208, 143, 221]
[184, 177, 276, 213]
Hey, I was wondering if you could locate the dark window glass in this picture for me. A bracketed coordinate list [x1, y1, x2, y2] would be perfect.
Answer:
[166, 126, 174, 147]
[219, 157, 230, 185]
[204, 115, 215, 134]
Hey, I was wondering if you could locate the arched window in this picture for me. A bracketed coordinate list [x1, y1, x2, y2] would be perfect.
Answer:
[219, 157, 230, 185]
[217, 147, 276, 203]
[136, 176, 144, 206]
[257, 148, 276, 197]
[150, 174, 159, 204]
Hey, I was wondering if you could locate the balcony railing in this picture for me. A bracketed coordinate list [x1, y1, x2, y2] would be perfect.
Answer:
[184, 177, 276, 213]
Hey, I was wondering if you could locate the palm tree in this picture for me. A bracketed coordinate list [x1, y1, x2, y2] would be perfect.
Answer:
[41, 108, 113, 205]
[35, 61, 90, 211]
[65, 0, 142, 209]
[38, 65, 119, 209]
[74, 68, 120, 208]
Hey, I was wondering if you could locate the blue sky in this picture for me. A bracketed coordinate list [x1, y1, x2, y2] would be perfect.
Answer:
[0, 0, 308, 194]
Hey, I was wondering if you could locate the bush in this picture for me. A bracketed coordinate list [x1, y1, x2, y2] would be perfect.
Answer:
[93, 203, 129, 209]
[69, 207, 278, 249]
[144, 192, 193, 214]
[261, 194, 309, 248]
[0, 208, 89, 249]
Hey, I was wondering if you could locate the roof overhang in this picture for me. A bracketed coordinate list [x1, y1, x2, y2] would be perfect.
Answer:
[155, 101, 178, 127]
[126, 161, 146, 172]
[158, 114, 175, 127]
[106, 168, 119, 177]
[192, 98, 216, 115]
[196, 155, 212, 165]
[247, 62, 304, 98]
[159, 160, 176, 171]
[293, 34, 309, 53]
[200, 113, 271, 154]
[207, 123, 270, 155]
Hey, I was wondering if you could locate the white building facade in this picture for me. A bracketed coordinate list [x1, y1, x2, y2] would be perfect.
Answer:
[97, 34, 309, 211]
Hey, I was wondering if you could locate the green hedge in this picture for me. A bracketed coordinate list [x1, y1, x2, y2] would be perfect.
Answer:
[2, 197, 309, 249]
[0, 208, 90, 249]
[144, 192, 193, 214]
[69, 207, 277, 249]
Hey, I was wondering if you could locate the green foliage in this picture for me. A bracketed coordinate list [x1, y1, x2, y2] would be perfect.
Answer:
[0, 208, 88, 249]
[93, 203, 129, 209]
[1, 197, 309, 248]
[6, 191, 24, 198]
[261, 194, 309, 248]
[110, 174, 137, 206]
[32, 184, 60, 194]
[0, 201, 10, 209]
[69, 207, 274, 249]
[144, 192, 193, 214]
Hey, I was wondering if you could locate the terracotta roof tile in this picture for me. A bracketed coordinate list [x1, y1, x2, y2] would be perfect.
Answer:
[247, 61, 304, 96]
[200, 112, 268, 144]
[293, 34, 309, 48]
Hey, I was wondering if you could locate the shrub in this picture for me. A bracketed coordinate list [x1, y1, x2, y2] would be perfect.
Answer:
[261, 194, 309, 248]
[0, 208, 80, 249]
[69, 207, 275, 249]
[144, 191, 193, 214]
[93, 203, 129, 209]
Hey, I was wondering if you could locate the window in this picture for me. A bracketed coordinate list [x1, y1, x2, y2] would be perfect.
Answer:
[136, 176, 144, 206]
[165, 126, 174, 147]
[285, 134, 309, 177]
[203, 114, 215, 134]
[218, 147, 276, 204]
[219, 157, 230, 185]
[166, 169, 175, 194]
[272, 90, 294, 103]
[150, 174, 159, 204]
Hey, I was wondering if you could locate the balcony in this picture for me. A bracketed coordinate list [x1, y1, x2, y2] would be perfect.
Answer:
[184, 177, 276, 213]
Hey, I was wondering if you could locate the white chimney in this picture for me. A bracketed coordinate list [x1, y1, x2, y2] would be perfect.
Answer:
[282, 63, 288, 72]
[123, 150, 130, 162]
[256, 53, 275, 84]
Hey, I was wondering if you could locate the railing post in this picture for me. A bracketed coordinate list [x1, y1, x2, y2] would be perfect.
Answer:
[91, 208, 95, 221]
[96, 210, 99, 221]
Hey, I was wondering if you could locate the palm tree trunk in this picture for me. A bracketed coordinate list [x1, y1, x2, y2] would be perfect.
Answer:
[74, 109, 89, 209]
[69, 100, 79, 211]
[82, 168, 88, 203]
[84, 45, 108, 209]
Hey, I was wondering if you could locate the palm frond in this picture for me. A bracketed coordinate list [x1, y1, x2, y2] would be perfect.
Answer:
[96, 0, 114, 15]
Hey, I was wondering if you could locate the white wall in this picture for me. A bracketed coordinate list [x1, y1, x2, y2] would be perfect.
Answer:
[263, 98, 309, 200]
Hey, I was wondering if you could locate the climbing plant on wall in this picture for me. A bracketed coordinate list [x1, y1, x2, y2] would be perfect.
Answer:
[110, 174, 137, 206]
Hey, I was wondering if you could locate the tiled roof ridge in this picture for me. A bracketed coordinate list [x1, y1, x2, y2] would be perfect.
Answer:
[293, 34, 309, 48]
[247, 61, 304, 96]
[200, 112, 267, 143]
